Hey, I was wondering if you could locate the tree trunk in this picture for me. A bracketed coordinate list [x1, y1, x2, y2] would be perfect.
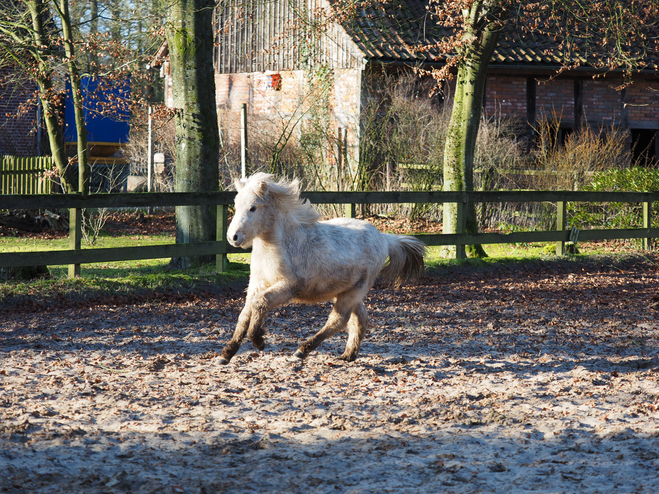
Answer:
[56, 0, 89, 195]
[26, 0, 77, 193]
[89, 0, 99, 72]
[165, 0, 220, 268]
[109, 0, 122, 42]
[442, 4, 500, 258]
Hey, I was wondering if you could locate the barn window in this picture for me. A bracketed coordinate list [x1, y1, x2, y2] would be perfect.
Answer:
[631, 129, 657, 166]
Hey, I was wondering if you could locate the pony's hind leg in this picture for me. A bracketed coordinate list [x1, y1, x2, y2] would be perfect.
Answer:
[338, 302, 368, 362]
[295, 298, 353, 359]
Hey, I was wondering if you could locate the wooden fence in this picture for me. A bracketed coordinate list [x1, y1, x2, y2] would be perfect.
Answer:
[0, 190, 657, 278]
[0, 156, 52, 195]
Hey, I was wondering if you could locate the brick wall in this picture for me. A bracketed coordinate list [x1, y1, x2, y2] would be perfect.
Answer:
[485, 76, 527, 119]
[536, 78, 575, 123]
[165, 65, 659, 168]
[583, 79, 622, 124]
[484, 73, 659, 130]
[0, 69, 40, 156]
[628, 81, 659, 125]
[215, 68, 362, 170]
[332, 68, 362, 150]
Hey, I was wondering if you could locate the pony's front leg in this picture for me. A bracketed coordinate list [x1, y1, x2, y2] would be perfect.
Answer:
[219, 282, 293, 365]
[245, 281, 293, 351]
[219, 302, 254, 365]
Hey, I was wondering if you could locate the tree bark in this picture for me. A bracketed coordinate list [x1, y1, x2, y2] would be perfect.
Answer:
[165, 0, 220, 268]
[442, 2, 501, 258]
[55, 0, 89, 195]
[26, 0, 77, 193]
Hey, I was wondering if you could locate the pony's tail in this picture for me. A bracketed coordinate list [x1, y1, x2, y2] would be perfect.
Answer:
[380, 235, 426, 288]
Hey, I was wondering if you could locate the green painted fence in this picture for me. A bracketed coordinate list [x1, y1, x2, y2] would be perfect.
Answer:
[0, 156, 52, 195]
[0, 190, 657, 278]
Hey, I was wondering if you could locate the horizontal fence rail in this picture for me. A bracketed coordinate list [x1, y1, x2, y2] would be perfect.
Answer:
[2, 190, 656, 209]
[0, 190, 657, 277]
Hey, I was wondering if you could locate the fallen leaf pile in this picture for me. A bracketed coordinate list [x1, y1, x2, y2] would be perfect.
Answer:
[1, 254, 658, 493]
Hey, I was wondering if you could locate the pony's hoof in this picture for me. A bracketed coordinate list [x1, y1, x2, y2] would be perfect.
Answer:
[293, 350, 307, 360]
[338, 354, 357, 362]
[218, 357, 230, 365]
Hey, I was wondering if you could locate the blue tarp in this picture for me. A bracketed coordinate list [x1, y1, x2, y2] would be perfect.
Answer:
[65, 77, 130, 144]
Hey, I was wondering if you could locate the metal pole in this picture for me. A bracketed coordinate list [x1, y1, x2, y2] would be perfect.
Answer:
[147, 106, 153, 214]
[241, 103, 248, 179]
[147, 106, 153, 193]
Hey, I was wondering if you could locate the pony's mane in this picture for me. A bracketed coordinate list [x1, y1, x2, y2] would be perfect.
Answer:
[247, 173, 321, 225]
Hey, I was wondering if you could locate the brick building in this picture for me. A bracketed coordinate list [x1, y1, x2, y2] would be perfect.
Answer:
[156, 0, 659, 174]
[485, 71, 659, 161]
[0, 68, 43, 156]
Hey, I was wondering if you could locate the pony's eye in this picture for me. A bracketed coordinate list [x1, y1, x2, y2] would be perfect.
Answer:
[249, 205, 257, 212]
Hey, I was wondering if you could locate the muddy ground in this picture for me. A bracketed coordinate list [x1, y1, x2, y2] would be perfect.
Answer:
[1, 254, 659, 493]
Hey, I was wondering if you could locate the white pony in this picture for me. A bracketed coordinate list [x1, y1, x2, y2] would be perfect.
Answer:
[219, 173, 426, 364]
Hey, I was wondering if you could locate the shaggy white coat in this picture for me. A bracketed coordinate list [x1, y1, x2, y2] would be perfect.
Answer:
[220, 173, 425, 364]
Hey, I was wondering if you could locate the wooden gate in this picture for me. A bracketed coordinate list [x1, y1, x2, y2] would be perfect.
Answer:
[0, 155, 53, 195]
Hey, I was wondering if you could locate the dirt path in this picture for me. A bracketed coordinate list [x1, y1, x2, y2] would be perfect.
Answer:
[1, 255, 659, 493]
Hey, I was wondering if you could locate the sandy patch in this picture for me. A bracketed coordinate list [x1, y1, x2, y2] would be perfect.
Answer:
[2, 256, 659, 493]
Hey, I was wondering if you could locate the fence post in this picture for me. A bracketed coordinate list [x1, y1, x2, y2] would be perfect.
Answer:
[68, 207, 82, 278]
[345, 203, 356, 219]
[216, 204, 229, 272]
[455, 194, 466, 260]
[19, 157, 25, 194]
[643, 201, 652, 251]
[0, 156, 5, 194]
[556, 201, 566, 256]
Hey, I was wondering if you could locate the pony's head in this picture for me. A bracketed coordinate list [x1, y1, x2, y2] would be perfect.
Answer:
[227, 173, 320, 248]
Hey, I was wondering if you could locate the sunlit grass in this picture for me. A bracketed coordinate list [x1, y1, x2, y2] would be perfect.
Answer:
[0, 232, 251, 305]
[1, 230, 637, 277]
[0, 232, 174, 251]
[0, 226, 644, 307]
[423, 240, 639, 271]
[0, 236, 70, 252]
[46, 253, 252, 280]
[0, 232, 250, 279]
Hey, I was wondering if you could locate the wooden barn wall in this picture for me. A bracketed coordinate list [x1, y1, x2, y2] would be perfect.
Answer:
[215, 0, 365, 73]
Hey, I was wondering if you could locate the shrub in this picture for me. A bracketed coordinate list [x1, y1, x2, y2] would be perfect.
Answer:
[584, 166, 659, 193]
[531, 117, 631, 191]
[126, 105, 177, 193]
[487, 118, 634, 234]
[569, 166, 659, 231]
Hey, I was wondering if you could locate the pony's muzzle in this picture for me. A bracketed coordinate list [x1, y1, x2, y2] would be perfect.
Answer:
[228, 230, 245, 248]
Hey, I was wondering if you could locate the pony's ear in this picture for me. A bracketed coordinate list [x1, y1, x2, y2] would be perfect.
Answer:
[234, 178, 246, 191]
[256, 179, 269, 197]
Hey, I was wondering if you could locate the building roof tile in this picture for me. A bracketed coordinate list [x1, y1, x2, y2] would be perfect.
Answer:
[336, 0, 659, 71]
